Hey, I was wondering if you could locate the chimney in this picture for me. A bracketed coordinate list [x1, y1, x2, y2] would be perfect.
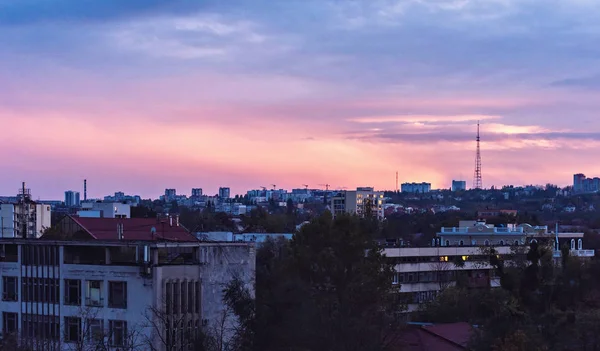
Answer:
[117, 223, 124, 240]
[169, 216, 173, 227]
[176, 215, 180, 227]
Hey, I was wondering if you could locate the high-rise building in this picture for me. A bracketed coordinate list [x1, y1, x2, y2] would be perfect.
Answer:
[191, 188, 203, 198]
[219, 187, 231, 199]
[64, 190, 81, 208]
[164, 189, 177, 202]
[451, 180, 467, 192]
[573, 174, 600, 193]
[0, 203, 51, 238]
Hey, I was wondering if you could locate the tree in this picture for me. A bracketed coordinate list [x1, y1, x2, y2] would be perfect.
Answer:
[223, 213, 404, 351]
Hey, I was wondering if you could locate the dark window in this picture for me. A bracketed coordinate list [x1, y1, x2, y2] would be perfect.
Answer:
[2, 276, 17, 301]
[109, 320, 127, 347]
[108, 281, 127, 309]
[173, 282, 180, 314]
[65, 317, 81, 342]
[22, 277, 59, 303]
[87, 319, 104, 342]
[195, 281, 201, 313]
[65, 279, 81, 305]
[181, 282, 187, 313]
[187, 281, 194, 313]
[22, 314, 59, 341]
[2, 312, 18, 335]
[166, 282, 172, 314]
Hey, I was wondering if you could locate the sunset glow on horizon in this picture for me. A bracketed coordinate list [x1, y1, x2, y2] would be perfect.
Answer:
[3, 0, 600, 198]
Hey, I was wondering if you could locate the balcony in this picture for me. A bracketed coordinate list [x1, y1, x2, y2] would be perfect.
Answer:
[553, 250, 595, 258]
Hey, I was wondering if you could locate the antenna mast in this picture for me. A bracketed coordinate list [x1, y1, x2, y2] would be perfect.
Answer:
[473, 121, 483, 189]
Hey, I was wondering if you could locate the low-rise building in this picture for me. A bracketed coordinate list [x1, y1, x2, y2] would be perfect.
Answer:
[77, 202, 131, 219]
[0, 216, 255, 350]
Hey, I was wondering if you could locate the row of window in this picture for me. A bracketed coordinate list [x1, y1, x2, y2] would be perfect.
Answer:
[398, 291, 439, 304]
[165, 280, 201, 315]
[2, 312, 128, 347]
[392, 271, 456, 285]
[2, 277, 127, 309]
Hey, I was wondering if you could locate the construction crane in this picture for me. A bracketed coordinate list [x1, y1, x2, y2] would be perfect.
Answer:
[302, 184, 309, 190]
[271, 184, 276, 190]
[319, 184, 331, 191]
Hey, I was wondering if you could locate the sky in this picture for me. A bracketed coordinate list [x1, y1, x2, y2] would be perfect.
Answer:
[2, 0, 600, 199]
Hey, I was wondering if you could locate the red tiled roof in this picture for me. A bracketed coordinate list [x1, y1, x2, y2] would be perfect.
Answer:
[71, 216, 198, 242]
[389, 323, 474, 351]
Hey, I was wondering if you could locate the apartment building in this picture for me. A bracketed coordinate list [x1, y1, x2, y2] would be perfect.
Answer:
[330, 187, 384, 220]
[77, 202, 131, 218]
[0, 216, 255, 350]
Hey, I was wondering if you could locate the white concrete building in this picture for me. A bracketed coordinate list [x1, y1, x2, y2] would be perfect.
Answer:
[0, 203, 51, 239]
[330, 187, 385, 220]
[401, 182, 432, 193]
[0, 216, 255, 351]
[78, 202, 131, 219]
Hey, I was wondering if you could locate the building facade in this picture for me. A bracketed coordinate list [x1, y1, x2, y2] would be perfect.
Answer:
[330, 187, 384, 220]
[0, 217, 255, 351]
[78, 202, 131, 219]
[451, 180, 467, 192]
[218, 187, 231, 200]
[401, 182, 432, 193]
[573, 173, 600, 193]
[0, 203, 51, 239]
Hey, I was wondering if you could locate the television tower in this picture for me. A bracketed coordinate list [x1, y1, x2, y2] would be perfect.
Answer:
[473, 121, 483, 189]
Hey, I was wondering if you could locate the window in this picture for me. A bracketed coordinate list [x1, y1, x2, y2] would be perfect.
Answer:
[86, 280, 103, 307]
[514, 240, 519, 246]
[484, 240, 490, 246]
[21, 277, 59, 303]
[173, 281, 180, 314]
[65, 317, 81, 343]
[22, 314, 60, 341]
[459, 240, 464, 246]
[87, 319, 104, 342]
[571, 239, 575, 250]
[108, 281, 127, 309]
[445, 240, 450, 247]
[2, 276, 17, 301]
[578, 239, 583, 250]
[392, 273, 399, 285]
[2, 312, 18, 335]
[181, 281, 187, 313]
[65, 279, 81, 305]
[195, 281, 201, 314]
[109, 320, 127, 347]
[499, 240, 505, 246]
[187, 281, 194, 313]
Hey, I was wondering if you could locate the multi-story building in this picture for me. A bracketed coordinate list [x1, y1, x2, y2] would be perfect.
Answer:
[451, 180, 466, 192]
[401, 182, 431, 193]
[164, 189, 177, 202]
[218, 187, 231, 200]
[0, 216, 255, 350]
[0, 203, 51, 239]
[330, 187, 384, 220]
[77, 202, 131, 218]
[64, 191, 81, 208]
[191, 188, 203, 199]
[573, 173, 600, 193]
[437, 220, 592, 256]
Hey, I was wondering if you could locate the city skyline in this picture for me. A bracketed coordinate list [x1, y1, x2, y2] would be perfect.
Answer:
[3, 1, 600, 198]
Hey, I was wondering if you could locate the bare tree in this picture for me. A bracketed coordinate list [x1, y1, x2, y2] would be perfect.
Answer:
[429, 259, 455, 291]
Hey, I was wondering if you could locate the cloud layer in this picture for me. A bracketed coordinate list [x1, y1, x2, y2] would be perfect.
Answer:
[1, 0, 600, 197]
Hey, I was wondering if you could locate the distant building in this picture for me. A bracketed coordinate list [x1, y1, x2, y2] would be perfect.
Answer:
[78, 202, 131, 218]
[451, 180, 467, 192]
[401, 182, 431, 193]
[219, 187, 231, 199]
[330, 187, 384, 220]
[191, 188, 203, 198]
[0, 203, 51, 238]
[573, 173, 600, 193]
[477, 209, 517, 219]
[164, 188, 177, 202]
[64, 190, 81, 208]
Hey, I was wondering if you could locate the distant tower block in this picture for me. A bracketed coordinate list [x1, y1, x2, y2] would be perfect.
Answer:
[84, 179, 87, 201]
[473, 121, 483, 189]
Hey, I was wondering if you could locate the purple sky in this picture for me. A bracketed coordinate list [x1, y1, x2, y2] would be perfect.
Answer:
[2, 0, 600, 199]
